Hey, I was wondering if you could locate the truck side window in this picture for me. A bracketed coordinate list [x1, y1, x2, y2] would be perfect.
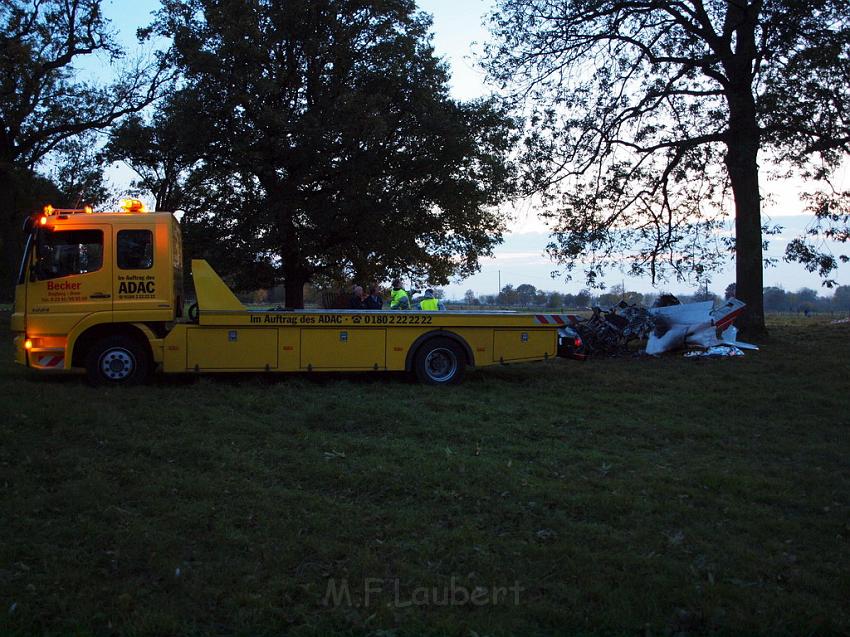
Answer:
[117, 229, 153, 269]
[35, 229, 104, 280]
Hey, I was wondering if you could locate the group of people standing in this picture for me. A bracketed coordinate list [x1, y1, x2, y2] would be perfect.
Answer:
[348, 285, 384, 310]
[349, 279, 446, 311]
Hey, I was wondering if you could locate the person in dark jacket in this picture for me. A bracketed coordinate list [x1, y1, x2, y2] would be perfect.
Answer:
[349, 285, 366, 309]
[364, 285, 383, 310]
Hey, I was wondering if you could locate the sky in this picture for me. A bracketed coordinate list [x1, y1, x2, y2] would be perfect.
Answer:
[94, 0, 848, 299]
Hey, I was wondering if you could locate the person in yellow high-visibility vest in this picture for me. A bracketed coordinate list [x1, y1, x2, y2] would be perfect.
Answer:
[389, 279, 411, 310]
[418, 288, 445, 311]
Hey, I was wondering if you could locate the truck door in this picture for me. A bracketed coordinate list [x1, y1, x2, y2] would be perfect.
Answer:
[27, 224, 113, 335]
[112, 223, 172, 316]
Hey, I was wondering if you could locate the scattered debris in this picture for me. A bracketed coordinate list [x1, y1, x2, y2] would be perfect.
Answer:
[684, 345, 746, 358]
[568, 302, 654, 356]
[569, 298, 758, 358]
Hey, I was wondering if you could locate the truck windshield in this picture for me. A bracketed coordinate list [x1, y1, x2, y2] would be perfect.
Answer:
[34, 229, 104, 281]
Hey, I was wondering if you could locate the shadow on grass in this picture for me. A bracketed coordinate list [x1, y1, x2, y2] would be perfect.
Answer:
[150, 369, 417, 387]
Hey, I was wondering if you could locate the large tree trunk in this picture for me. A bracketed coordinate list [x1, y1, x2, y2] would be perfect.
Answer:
[268, 180, 310, 309]
[283, 268, 306, 309]
[726, 133, 766, 338]
[723, 4, 767, 338]
[279, 211, 308, 309]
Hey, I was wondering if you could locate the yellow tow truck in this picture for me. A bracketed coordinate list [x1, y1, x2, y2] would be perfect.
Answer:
[11, 202, 583, 385]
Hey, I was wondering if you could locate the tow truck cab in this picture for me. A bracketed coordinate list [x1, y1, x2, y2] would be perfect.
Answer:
[13, 202, 583, 385]
[12, 202, 183, 375]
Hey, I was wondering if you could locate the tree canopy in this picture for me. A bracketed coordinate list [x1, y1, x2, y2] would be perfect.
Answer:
[483, 0, 850, 335]
[151, 0, 518, 307]
[106, 88, 201, 212]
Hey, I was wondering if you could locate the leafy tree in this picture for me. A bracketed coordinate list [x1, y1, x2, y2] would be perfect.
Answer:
[693, 281, 717, 303]
[46, 131, 111, 209]
[796, 288, 819, 303]
[515, 283, 537, 305]
[106, 89, 202, 211]
[178, 163, 280, 293]
[763, 286, 787, 312]
[484, 0, 850, 336]
[596, 283, 646, 307]
[785, 190, 849, 286]
[575, 289, 591, 308]
[783, 287, 818, 313]
[596, 283, 624, 308]
[463, 289, 479, 305]
[833, 285, 850, 312]
[153, 0, 517, 307]
[498, 284, 518, 305]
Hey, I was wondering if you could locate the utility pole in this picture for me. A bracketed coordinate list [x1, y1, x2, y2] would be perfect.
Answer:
[498, 270, 501, 295]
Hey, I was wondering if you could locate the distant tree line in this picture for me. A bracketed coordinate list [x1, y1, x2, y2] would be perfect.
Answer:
[762, 286, 850, 314]
[457, 284, 850, 314]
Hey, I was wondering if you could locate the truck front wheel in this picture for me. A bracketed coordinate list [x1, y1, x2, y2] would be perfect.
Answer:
[85, 335, 151, 386]
[413, 337, 466, 385]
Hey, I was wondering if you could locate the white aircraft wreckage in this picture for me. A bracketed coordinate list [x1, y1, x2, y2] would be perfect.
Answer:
[561, 296, 759, 358]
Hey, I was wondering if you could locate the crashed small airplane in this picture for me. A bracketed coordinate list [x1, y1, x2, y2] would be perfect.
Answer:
[646, 298, 757, 356]
[564, 297, 758, 357]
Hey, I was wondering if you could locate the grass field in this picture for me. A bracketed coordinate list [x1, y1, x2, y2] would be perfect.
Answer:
[1, 311, 848, 636]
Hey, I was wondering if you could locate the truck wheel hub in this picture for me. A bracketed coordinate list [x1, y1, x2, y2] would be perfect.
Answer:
[425, 348, 457, 382]
[101, 349, 134, 380]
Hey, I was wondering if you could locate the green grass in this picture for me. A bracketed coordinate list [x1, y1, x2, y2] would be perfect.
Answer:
[1, 312, 848, 636]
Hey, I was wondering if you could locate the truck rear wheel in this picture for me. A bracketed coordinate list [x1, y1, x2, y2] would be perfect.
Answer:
[413, 337, 466, 385]
[85, 335, 150, 386]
